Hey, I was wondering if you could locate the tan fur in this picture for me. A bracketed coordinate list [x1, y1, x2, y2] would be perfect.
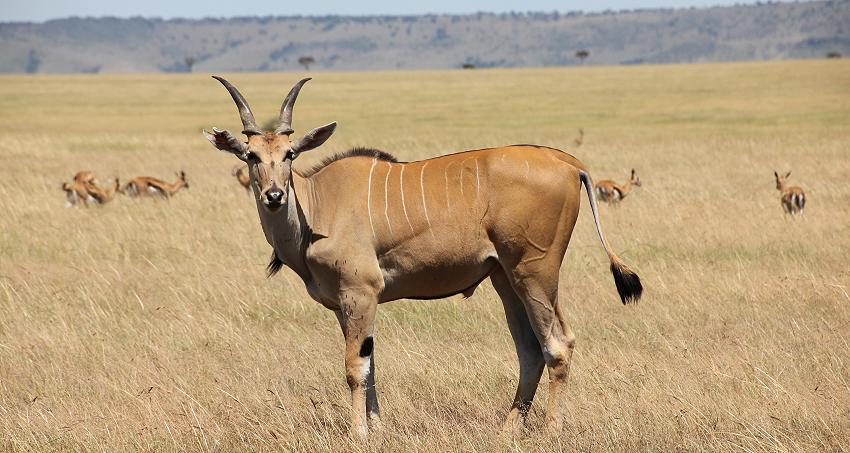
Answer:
[595, 168, 642, 204]
[85, 178, 121, 205]
[62, 181, 93, 207]
[123, 171, 189, 198]
[62, 175, 120, 207]
[206, 78, 642, 439]
[775, 171, 806, 216]
[232, 165, 251, 190]
[73, 170, 95, 184]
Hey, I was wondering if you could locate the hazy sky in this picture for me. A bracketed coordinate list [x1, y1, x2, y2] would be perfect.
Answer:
[3, 0, 774, 22]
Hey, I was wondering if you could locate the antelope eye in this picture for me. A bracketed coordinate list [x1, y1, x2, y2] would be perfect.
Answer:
[245, 151, 260, 161]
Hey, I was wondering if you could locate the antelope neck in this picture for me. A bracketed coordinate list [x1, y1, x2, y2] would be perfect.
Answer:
[260, 168, 315, 282]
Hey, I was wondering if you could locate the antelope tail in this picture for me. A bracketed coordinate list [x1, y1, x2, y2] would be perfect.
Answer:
[579, 170, 643, 304]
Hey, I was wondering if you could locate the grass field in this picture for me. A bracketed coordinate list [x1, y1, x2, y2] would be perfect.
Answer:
[0, 60, 849, 451]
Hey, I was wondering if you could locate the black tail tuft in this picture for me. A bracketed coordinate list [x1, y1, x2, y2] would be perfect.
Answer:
[610, 261, 643, 305]
[266, 252, 284, 278]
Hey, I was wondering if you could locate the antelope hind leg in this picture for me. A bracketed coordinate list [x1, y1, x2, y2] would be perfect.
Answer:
[505, 268, 576, 433]
[491, 267, 545, 435]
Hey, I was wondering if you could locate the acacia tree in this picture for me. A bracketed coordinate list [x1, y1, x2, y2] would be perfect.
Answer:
[184, 57, 196, 73]
[298, 56, 315, 70]
[576, 50, 590, 64]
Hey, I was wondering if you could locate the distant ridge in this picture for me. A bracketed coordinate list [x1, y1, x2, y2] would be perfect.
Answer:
[0, 1, 847, 73]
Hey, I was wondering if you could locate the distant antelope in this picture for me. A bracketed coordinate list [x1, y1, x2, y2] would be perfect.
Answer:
[204, 77, 642, 438]
[573, 128, 584, 147]
[122, 171, 189, 198]
[86, 178, 121, 205]
[62, 170, 98, 207]
[62, 177, 120, 207]
[595, 169, 642, 204]
[232, 165, 250, 190]
[73, 170, 95, 184]
[774, 171, 806, 216]
[62, 181, 94, 207]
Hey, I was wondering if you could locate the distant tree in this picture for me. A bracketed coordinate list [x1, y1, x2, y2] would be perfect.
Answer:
[827, 52, 842, 59]
[576, 50, 590, 64]
[184, 56, 196, 73]
[25, 49, 41, 74]
[462, 63, 475, 69]
[298, 56, 315, 70]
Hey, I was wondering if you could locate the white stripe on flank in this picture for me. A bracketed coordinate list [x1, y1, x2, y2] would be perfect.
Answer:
[444, 162, 453, 211]
[420, 162, 435, 237]
[400, 165, 414, 234]
[367, 158, 378, 240]
[384, 162, 394, 236]
[524, 160, 530, 180]
[474, 158, 480, 197]
[459, 159, 467, 198]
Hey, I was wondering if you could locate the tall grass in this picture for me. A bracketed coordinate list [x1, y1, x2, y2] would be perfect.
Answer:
[0, 60, 848, 451]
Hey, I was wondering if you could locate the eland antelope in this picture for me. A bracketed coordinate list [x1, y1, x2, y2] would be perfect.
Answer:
[204, 77, 643, 438]
[122, 171, 189, 198]
[595, 169, 641, 204]
[774, 171, 806, 216]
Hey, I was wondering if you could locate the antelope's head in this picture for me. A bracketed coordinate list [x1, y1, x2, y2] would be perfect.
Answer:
[178, 171, 190, 189]
[204, 77, 336, 212]
[630, 169, 642, 187]
[774, 171, 791, 190]
[73, 171, 95, 184]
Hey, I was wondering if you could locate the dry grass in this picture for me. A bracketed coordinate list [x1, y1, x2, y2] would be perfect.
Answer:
[0, 60, 848, 452]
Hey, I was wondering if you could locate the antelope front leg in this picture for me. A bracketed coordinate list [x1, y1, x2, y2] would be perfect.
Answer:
[335, 309, 382, 431]
[336, 291, 378, 439]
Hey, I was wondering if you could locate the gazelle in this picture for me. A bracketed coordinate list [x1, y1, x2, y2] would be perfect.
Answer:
[86, 178, 121, 205]
[62, 176, 120, 207]
[122, 171, 189, 198]
[774, 171, 806, 215]
[62, 170, 98, 207]
[204, 77, 642, 438]
[232, 165, 251, 190]
[62, 181, 94, 207]
[594, 169, 641, 204]
[73, 170, 96, 184]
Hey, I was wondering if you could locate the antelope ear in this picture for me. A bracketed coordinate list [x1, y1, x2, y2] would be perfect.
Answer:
[203, 128, 249, 161]
[785, 171, 791, 178]
[774, 171, 779, 178]
[290, 122, 337, 155]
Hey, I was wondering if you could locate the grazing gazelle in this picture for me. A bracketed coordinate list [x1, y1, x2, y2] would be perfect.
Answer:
[63, 171, 118, 207]
[62, 177, 120, 207]
[573, 128, 584, 147]
[73, 170, 96, 184]
[204, 76, 642, 438]
[122, 171, 189, 198]
[595, 169, 642, 204]
[774, 171, 806, 216]
[62, 170, 98, 207]
[86, 178, 121, 205]
[232, 165, 251, 190]
[62, 180, 93, 207]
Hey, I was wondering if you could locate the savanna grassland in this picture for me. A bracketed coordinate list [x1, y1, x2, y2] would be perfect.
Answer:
[0, 60, 848, 452]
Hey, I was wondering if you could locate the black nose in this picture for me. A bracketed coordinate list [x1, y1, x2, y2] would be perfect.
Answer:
[266, 189, 283, 205]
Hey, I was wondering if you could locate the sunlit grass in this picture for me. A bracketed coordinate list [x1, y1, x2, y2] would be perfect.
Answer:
[0, 59, 848, 451]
